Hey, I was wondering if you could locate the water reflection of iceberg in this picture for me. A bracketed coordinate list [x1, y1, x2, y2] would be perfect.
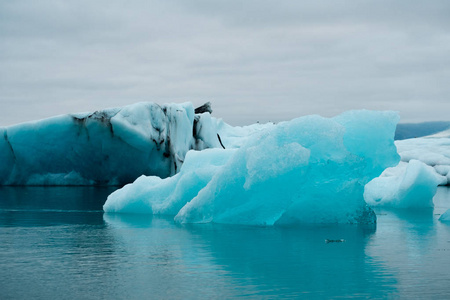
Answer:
[0, 186, 114, 226]
[104, 214, 398, 298]
[366, 188, 450, 299]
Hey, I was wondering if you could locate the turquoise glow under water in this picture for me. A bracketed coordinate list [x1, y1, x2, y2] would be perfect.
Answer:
[1, 187, 450, 299]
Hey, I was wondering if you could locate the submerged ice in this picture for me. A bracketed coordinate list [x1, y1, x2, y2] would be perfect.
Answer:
[105, 110, 400, 225]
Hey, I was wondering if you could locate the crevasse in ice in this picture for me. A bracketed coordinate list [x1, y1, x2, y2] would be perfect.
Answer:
[105, 110, 400, 225]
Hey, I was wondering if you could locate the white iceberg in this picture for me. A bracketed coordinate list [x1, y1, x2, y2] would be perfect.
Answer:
[364, 160, 441, 208]
[105, 110, 400, 225]
[395, 137, 450, 186]
[364, 132, 449, 209]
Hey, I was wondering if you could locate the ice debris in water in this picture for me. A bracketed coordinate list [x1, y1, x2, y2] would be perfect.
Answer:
[104, 110, 400, 226]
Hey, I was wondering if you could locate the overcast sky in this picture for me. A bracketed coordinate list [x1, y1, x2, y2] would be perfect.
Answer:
[1, 1, 449, 126]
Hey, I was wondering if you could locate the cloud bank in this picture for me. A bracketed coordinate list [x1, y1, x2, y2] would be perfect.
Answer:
[1, 0, 449, 125]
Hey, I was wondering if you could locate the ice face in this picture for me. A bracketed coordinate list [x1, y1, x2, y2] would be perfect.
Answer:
[439, 209, 450, 222]
[0, 102, 211, 185]
[103, 148, 235, 214]
[105, 110, 400, 226]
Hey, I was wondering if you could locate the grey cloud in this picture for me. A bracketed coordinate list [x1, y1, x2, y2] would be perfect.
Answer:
[1, 0, 449, 126]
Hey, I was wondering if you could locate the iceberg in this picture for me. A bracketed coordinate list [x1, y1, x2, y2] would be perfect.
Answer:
[0, 102, 220, 185]
[364, 133, 449, 209]
[103, 148, 235, 214]
[0, 101, 272, 186]
[364, 160, 441, 208]
[105, 110, 400, 225]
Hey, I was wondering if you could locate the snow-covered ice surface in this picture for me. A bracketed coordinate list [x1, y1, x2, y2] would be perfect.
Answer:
[105, 110, 400, 225]
[395, 137, 450, 186]
[425, 128, 450, 139]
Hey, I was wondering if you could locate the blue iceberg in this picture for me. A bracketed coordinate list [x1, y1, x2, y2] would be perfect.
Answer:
[0, 102, 213, 185]
[104, 110, 400, 225]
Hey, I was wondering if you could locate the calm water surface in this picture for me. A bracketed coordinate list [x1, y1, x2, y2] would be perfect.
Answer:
[1, 186, 450, 299]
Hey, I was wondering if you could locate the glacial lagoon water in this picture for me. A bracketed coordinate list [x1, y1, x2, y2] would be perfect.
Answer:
[1, 187, 450, 299]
